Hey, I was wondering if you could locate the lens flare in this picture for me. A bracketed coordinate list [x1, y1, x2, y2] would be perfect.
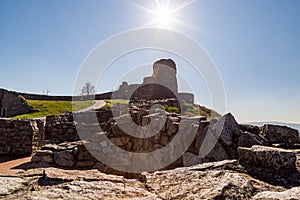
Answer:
[130, 0, 196, 29]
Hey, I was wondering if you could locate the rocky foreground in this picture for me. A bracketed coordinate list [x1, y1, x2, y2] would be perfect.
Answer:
[1, 155, 300, 200]
[1, 98, 300, 199]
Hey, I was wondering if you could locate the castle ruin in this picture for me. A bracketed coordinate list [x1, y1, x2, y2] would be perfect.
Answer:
[114, 59, 194, 104]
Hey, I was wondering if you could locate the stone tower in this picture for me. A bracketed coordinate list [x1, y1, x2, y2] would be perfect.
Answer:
[152, 59, 178, 93]
[131, 59, 179, 100]
[115, 58, 194, 104]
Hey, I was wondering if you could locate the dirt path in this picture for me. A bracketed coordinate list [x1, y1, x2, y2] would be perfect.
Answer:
[0, 156, 31, 175]
[76, 100, 106, 113]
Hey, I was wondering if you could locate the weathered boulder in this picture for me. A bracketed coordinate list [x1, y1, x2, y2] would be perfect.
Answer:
[238, 131, 266, 148]
[213, 113, 241, 158]
[239, 145, 297, 174]
[187, 113, 242, 163]
[260, 124, 300, 148]
[205, 141, 230, 161]
[239, 124, 260, 135]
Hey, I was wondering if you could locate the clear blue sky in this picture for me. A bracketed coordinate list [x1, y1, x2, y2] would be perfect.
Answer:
[0, 0, 299, 123]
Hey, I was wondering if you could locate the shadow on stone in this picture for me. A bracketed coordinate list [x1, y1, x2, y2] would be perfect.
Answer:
[11, 161, 31, 171]
[244, 168, 300, 189]
[38, 176, 72, 186]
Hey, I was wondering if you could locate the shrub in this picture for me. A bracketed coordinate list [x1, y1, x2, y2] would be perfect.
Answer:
[163, 105, 179, 113]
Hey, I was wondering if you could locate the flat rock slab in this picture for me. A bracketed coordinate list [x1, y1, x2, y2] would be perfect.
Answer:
[1, 160, 300, 199]
[0, 176, 27, 196]
[3, 168, 158, 200]
[19, 180, 158, 200]
[140, 160, 283, 199]
[253, 186, 300, 200]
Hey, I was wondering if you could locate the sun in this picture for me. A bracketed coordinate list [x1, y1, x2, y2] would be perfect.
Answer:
[156, 3, 171, 28]
[130, 0, 196, 29]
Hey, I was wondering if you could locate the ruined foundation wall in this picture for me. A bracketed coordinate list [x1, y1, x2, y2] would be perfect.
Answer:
[0, 118, 45, 156]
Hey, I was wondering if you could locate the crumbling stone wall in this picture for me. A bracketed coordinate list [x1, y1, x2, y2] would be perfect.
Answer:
[45, 113, 78, 144]
[0, 89, 33, 117]
[44, 100, 182, 144]
[31, 100, 300, 177]
[0, 118, 45, 156]
[44, 109, 113, 144]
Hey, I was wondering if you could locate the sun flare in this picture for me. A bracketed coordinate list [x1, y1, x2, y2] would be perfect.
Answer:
[130, 0, 196, 29]
[156, 4, 171, 28]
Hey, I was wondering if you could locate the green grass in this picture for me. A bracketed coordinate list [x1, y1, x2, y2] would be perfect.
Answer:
[163, 105, 179, 113]
[12, 100, 95, 119]
[180, 101, 221, 119]
[182, 102, 199, 116]
[103, 99, 129, 109]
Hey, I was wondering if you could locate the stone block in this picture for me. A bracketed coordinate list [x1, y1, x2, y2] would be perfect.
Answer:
[32, 150, 53, 163]
[239, 145, 296, 174]
[54, 150, 75, 167]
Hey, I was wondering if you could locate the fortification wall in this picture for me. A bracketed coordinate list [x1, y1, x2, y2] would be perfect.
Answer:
[20, 93, 73, 101]
[20, 92, 113, 101]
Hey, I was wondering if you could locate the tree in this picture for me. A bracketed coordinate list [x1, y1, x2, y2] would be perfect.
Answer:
[81, 82, 95, 95]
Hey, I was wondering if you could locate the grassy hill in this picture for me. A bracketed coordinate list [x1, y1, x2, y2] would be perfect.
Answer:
[12, 98, 219, 120]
